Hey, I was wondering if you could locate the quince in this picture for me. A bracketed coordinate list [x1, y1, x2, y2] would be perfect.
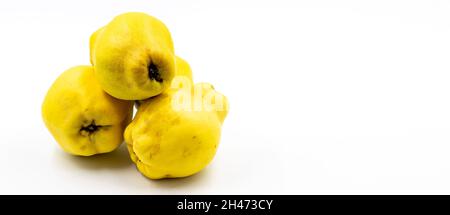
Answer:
[91, 12, 175, 100]
[124, 82, 228, 179]
[42, 66, 133, 156]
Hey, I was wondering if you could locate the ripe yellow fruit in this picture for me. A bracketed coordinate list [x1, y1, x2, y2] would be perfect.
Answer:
[42, 66, 133, 156]
[124, 83, 229, 179]
[90, 12, 176, 100]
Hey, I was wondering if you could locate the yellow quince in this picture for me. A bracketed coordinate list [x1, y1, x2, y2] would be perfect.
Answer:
[42, 66, 133, 156]
[124, 82, 228, 179]
[90, 12, 175, 100]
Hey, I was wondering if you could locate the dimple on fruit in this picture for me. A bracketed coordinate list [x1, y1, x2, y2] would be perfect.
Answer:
[42, 66, 134, 156]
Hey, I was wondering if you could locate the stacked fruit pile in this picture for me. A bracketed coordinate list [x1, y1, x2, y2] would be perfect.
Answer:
[42, 12, 229, 179]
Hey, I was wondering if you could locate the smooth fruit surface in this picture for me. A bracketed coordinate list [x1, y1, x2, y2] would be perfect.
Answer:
[91, 12, 175, 100]
[42, 66, 133, 156]
[125, 83, 228, 179]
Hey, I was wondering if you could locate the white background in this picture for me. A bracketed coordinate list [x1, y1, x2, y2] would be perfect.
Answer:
[1, 0, 450, 194]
